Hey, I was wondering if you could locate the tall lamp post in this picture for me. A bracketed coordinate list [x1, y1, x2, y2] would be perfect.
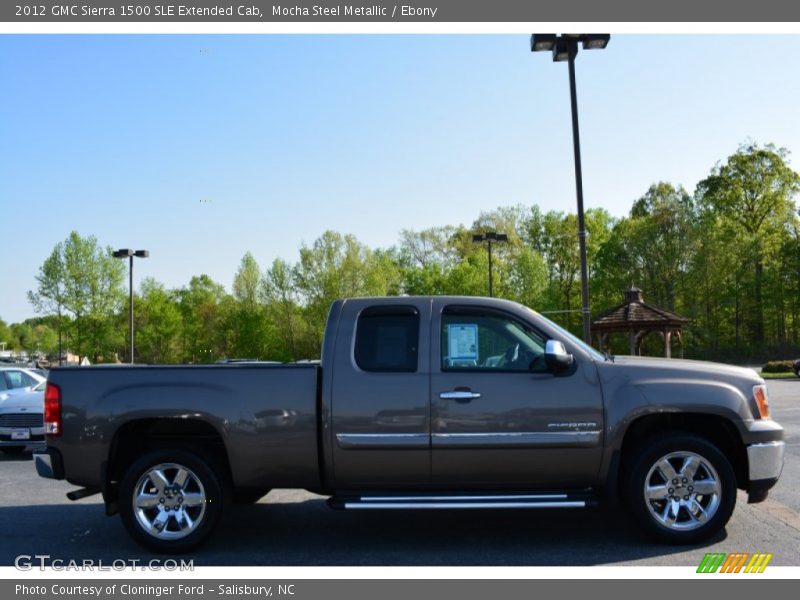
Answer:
[472, 231, 508, 297]
[530, 33, 610, 344]
[113, 249, 149, 364]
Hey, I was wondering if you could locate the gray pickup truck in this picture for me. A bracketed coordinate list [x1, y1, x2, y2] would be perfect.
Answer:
[35, 296, 785, 552]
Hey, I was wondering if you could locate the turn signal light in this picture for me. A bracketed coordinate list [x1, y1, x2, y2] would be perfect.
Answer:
[753, 384, 770, 419]
[44, 382, 62, 436]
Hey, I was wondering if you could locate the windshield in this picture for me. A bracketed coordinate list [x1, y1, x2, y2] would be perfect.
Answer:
[522, 307, 607, 362]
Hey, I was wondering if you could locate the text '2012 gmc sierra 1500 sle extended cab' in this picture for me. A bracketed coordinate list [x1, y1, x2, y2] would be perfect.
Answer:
[34, 296, 785, 552]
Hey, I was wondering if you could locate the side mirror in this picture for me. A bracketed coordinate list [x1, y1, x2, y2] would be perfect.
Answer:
[544, 340, 574, 372]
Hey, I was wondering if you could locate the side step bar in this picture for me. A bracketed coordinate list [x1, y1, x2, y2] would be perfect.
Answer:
[328, 491, 597, 511]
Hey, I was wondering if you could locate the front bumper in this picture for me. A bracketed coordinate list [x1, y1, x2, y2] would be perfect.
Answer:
[746, 440, 785, 503]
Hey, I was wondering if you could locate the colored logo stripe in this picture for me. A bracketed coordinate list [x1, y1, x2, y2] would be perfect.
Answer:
[697, 553, 726, 573]
[696, 552, 772, 573]
[744, 553, 773, 573]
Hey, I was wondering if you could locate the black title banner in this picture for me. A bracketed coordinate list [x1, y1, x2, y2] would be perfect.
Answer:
[4, 0, 800, 22]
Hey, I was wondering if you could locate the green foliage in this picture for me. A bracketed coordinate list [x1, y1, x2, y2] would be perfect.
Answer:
[28, 232, 125, 361]
[17, 141, 800, 364]
[761, 360, 795, 373]
[135, 278, 182, 364]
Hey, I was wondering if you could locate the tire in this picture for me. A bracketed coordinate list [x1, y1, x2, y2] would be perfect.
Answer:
[118, 448, 226, 553]
[1, 446, 26, 454]
[624, 432, 737, 544]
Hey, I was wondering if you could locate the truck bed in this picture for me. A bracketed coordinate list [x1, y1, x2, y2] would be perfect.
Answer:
[46, 363, 322, 490]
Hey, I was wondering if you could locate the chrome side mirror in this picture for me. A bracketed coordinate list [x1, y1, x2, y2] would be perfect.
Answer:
[544, 340, 574, 371]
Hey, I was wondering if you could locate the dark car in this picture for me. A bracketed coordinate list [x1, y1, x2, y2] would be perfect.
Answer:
[794, 359, 800, 377]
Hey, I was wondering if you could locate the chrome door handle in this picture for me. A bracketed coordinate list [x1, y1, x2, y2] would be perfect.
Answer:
[439, 390, 481, 400]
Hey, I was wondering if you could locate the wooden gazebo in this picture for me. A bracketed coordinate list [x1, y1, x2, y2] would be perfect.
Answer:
[592, 286, 689, 358]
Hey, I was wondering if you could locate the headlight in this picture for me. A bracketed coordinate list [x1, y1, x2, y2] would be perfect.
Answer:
[753, 384, 770, 419]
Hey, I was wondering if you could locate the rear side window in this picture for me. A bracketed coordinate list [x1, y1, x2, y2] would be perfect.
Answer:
[4, 370, 30, 389]
[354, 306, 420, 372]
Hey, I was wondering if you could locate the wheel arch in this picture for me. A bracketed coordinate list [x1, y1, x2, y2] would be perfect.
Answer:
[105, 417, 233, 514]
[614, 413, 748, 496]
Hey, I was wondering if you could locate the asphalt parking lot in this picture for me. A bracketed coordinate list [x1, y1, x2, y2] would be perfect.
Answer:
[1, 379, 797, 567]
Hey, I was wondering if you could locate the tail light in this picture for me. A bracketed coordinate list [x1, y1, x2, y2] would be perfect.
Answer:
[753, 384, 770, 419]
[44, 383, 62, 436]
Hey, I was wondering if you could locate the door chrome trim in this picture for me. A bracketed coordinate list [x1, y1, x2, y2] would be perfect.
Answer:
[432, 431, 600, 448]
[336, 433, 429, 449]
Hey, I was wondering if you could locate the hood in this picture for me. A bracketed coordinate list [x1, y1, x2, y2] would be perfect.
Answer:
[0, 389, 44, 412]
[603, 355, 762, 385]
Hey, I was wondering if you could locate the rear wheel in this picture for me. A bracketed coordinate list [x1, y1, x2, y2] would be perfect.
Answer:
[119, 448, 226, 553]
[624, 432, 736, 544]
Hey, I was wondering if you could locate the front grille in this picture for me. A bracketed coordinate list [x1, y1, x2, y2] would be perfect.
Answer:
[0, 414, 44, 428]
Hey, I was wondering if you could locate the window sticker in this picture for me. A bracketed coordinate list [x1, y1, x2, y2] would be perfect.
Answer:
[448, 324, 479, 360]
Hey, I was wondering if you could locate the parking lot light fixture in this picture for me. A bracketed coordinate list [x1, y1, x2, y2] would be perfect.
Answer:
[531, 34, 557, 52]
[113, 248, 149, 364]
[530, 33, 610, 344]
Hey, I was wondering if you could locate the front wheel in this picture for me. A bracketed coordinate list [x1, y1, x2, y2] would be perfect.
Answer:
[119, 449, 226, 553]
[624, 432, 737, 544]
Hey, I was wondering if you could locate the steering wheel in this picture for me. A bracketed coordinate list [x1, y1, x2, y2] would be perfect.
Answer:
[502, 343, 520, 367]
[503, 343, 545, 371]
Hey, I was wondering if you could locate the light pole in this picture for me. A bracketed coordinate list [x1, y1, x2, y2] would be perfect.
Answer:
[530, 33, 610, 344]
[472, 232, 508, 297]
[113, 249, 149, 364]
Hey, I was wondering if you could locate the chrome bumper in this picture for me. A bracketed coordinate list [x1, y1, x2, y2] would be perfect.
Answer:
[747, 441, 785, 481]
[34, 450, 54, 478]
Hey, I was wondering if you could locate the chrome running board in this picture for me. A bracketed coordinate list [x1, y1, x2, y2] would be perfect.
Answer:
[328, 491, 596, 511]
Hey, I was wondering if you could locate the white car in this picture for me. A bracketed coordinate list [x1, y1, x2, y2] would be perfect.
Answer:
[0, 367, 46, 392]
[0, 379, 46, 454]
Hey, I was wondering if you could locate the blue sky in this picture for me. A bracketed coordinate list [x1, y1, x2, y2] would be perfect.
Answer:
[2, 34, 800, 323]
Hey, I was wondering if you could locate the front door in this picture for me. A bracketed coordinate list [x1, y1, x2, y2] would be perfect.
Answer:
[430, 302, 604, 488]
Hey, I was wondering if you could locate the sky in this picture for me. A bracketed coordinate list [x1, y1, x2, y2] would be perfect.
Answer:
[2, 34, 800, 324]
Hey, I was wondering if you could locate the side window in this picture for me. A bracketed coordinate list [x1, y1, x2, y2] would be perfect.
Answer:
[355, 306, 420, 372]
[5, 370, 26, 389]
[441, 308, 547, 372]
[0, 376, 7, 391]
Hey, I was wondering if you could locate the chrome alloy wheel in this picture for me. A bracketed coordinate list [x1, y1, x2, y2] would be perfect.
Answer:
[644, 451, 721, 531]
[132, 463, 207, 540]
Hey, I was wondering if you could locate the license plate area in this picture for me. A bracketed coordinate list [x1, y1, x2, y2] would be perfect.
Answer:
[11, 428, 31, 441]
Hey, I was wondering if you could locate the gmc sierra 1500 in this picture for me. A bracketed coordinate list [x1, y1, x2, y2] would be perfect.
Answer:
[34, 296, 784, 552]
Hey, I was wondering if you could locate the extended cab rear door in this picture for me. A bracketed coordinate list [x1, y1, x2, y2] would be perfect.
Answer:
[329, 298, 431, 488]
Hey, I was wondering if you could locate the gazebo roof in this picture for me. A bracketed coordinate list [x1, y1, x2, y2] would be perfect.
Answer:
[592, 286, 689, 332]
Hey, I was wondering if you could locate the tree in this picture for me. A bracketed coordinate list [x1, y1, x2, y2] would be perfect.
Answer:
[261, 258, 302, 360]
[28, 242, 68, 362]
[0, 318, 12, 353]
[294, 231, 399, 351]
[177, 275, 227, 363]
[697, 143, 800, 344]
[29, 233, 125, 361]
[135, 278, 182, 364]
[232, 252, 260, 307]
[595, 183, 695, 312]
[227, 252, 274, 360]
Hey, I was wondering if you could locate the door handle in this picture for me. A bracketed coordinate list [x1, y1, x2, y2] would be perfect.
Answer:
[439, 390, 481, 401]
